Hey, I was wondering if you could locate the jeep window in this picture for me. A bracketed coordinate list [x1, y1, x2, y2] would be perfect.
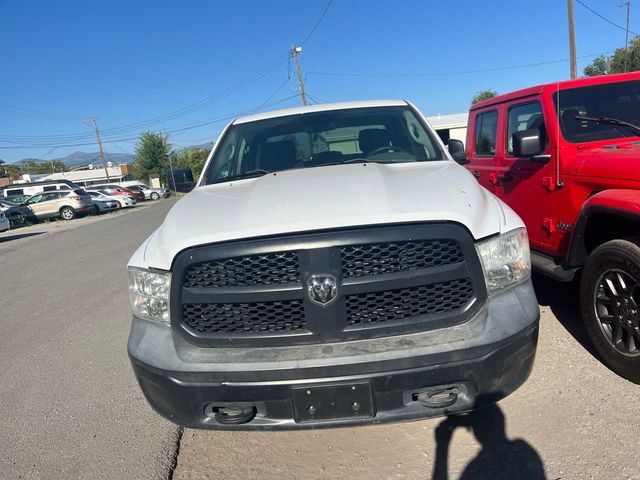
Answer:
[506, 102, 547, 156]
[474, 110, 498, 157]
[202, 106, 445, 185]
[554, 79, 640, 143]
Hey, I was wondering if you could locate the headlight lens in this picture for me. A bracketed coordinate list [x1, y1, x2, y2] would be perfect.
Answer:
[476, 228, 530, 294]
[128, 267, 171, 323]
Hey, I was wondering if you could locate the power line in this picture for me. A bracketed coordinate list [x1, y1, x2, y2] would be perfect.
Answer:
[300, 0, 333, 45]
[306, 52, 611, 78]
[252, 77, 293, 112]
[1, 2, 333, 148]
[0, 95, 301, 150]
[575, 0, 638, 36]
[0, 102, 86, 122]
[0, 54, 290, 144]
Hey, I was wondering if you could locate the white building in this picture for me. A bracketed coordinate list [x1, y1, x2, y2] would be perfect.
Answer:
[39, 164, 131, 187]
[427, 113, 468, 146]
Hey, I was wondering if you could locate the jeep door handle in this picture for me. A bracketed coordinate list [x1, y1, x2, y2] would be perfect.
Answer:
[472, 171, 480, 178]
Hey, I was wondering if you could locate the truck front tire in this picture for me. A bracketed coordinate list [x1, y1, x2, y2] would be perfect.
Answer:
[581, 239, 640, 384]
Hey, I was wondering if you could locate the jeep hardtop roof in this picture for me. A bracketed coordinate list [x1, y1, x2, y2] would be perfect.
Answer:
[470, 71, 640, 112]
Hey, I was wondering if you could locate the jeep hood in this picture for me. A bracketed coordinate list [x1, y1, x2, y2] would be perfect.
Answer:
[570, 143, 640, 182]
[134, 162, 519, 270]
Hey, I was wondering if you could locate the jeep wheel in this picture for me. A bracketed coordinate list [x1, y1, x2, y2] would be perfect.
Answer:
[581, 239, 640, 383]
[60, 206, 76, 220]
[150, 192, 160, 200]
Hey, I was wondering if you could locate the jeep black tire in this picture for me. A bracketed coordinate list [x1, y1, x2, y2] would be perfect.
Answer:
[60, 206, 76, 221]
[581, 239, 640, 384]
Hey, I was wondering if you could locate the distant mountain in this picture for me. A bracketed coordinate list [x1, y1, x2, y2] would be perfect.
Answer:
[55, 151, 135, 166]
[13, 151, 134, 167]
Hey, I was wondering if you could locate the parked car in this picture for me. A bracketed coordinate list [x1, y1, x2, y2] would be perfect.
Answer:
[23, 189, 94, 220]
[0, 199, 39, 227]
[0, 179, 79, 198]
[125, 184, 169, 200]
[0, 211, 10, 233]
[90, 184, 145, 202]
[88, 190, 136, 208]
[90, 195, 119, 214]
[462, 71, 640, 383]
[5, 194, 31, 205]
[128, 100, 539, 430]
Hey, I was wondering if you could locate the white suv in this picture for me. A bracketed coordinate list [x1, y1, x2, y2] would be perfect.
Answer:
[127, 100, 539, 429]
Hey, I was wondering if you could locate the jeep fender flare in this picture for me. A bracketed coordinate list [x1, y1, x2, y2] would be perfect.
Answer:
[568, 189, 640, 267]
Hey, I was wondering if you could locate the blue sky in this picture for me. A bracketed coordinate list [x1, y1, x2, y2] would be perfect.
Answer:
[0, 0, 637, 162]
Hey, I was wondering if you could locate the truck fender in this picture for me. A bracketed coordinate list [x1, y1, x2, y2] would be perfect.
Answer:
[567, 189, 640, 267]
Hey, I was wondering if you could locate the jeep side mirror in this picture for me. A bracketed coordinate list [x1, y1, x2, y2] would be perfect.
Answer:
[512, 129, 544, 158]
[448, 139, 469, 165]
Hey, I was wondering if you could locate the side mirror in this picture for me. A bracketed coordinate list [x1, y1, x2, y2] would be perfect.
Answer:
[512, 129, 543, 157]
[448, 139, 469, 165]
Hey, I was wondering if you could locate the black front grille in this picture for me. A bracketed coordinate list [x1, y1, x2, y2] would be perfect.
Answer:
[345, 278, 473, 326]
[341, 239, 463, 278]
[183, 300, 306, 334]
[184, 250, 299, 288]
[173, 224, 485, 347]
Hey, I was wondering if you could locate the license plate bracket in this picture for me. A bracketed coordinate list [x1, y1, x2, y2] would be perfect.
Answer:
[291, 382, 374, 422]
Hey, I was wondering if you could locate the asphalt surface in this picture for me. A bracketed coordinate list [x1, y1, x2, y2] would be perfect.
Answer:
[2, 200, 640, 479]
[0, 201, 180, 479]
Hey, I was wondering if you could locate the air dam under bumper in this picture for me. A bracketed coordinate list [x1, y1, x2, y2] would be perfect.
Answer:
[128, 281, 539, 430]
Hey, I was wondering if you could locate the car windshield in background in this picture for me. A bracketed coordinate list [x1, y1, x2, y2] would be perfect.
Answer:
[555, 80, 640, 143]
[202, 106, 445, 185]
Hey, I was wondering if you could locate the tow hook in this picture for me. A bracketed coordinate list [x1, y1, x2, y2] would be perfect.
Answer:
[414, 387, 459, 408]
[207, 405, 257, 425]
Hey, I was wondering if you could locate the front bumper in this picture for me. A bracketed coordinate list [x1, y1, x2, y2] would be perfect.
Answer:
[128, 281, 539, 430]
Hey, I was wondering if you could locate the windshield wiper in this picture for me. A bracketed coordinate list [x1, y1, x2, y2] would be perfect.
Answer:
[210, 169, 270, 184]
[574, 115, 640, 136]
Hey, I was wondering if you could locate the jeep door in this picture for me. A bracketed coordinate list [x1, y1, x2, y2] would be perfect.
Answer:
[498, 99, 557, 251]
[466, 108, 502, 194]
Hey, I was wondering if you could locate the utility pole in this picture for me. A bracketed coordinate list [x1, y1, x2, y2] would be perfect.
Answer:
[92, 117, 111, 182]
[622, 2, 631, 72]
[568, 0, 578, 79]
[291, 45, 308, 106]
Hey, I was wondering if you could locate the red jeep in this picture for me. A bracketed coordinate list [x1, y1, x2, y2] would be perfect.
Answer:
[459, 72, 640, 383]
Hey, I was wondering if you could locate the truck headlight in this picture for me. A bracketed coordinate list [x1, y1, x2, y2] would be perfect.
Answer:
[476, 228, 530, 294]
[128, 267, 171, 323]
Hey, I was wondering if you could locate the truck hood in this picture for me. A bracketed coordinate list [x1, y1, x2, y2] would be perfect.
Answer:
[135, 161, 517, 270]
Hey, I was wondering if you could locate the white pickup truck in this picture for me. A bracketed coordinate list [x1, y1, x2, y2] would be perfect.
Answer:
[127, 100, 539, 429]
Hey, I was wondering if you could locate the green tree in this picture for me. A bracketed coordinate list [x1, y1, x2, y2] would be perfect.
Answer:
[471, 89, 499, 105]
[5, 164, 22, 180]
[171, 147, 209, 179]
[584, 37, 640, 76]
[132, 132, 171, 180]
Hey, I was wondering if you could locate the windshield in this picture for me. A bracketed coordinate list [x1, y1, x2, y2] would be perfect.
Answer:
[202, 106, 445, 185]
[554, 80, 640, 143]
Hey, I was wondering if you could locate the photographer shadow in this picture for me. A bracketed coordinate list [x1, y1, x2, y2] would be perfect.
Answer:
[432, 396, 546, 480]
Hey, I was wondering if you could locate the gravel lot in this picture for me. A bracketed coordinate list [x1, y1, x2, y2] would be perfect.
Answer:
[174, 277, 640, 480]
[2, 199, 639, 479]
